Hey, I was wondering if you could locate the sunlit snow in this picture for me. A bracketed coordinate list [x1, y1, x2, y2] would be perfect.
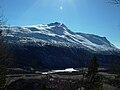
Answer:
[42, 68, 78, 74]
[2, 22, 118, 52]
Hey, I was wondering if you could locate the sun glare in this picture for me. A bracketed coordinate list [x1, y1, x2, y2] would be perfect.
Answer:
[60, 6, 63, 10]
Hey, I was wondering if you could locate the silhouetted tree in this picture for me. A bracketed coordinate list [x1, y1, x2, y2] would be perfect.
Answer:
[111, 0, 120, 4]
[84, 56, 103, 90]
[0, 44, 6, 90]
[110, 58, 120, 74]
[0, 7, 8, 90]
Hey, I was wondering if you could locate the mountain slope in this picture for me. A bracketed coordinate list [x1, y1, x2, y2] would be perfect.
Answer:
[2, 22, 119, 53]
[1, 22, 120, 69]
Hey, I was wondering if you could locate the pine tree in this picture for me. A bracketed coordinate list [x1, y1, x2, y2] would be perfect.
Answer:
[84, 56, 103, 90]
[0, 7, 7, 90]
[0, 30, 6, 90]
[0, 53, 6, 90]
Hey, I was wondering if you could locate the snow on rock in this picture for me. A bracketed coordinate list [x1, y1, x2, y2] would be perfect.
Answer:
[1, 22, 119, 52]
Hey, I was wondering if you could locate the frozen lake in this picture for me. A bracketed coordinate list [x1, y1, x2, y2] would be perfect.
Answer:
[41, 68, 78, 74]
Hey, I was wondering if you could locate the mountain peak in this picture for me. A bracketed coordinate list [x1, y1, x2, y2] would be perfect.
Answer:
[47, 22, 67, 28]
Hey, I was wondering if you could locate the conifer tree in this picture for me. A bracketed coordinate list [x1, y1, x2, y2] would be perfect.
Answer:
[84, 56, 103, 90]
[0, 7, 7, 90]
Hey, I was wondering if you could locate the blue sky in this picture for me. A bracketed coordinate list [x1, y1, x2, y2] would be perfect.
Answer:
[0, 0, 120, 48]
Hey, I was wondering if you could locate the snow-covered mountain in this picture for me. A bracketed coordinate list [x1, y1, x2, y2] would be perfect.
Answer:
[2, 22, 118, 53]
[1, 22, 120, 69]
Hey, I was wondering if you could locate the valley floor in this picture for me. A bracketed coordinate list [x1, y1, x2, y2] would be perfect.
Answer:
[6, 70, 120, 90]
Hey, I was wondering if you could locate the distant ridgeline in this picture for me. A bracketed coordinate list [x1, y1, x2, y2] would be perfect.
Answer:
[1, 22, 120, 70]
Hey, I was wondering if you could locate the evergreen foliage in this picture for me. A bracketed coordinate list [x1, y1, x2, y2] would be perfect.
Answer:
[0, 30, 6, 90]
[84, 56, 103, 90]
[0, 7, 7, 90]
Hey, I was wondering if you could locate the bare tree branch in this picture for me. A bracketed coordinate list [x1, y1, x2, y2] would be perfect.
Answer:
[111, 0, 120, 4]
[0, 8, 7, 27]
[0, 6, 8, 90]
